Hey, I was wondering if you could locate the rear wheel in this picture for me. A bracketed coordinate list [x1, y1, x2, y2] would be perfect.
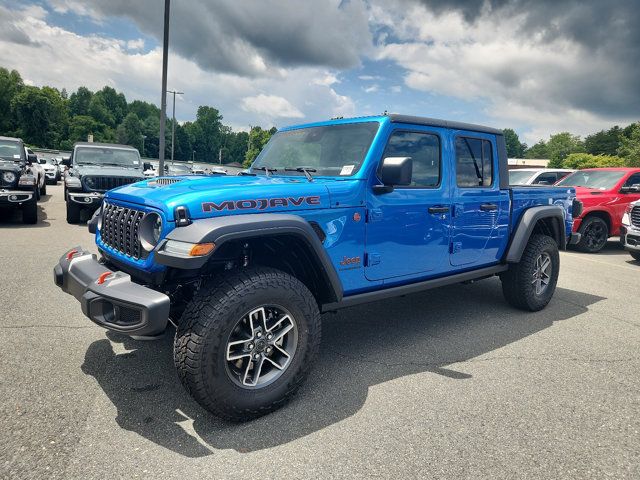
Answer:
[501, 234, 560, 311]
[66, 201, 81, 224]
[22, 199, 37, 224]
[39, 179, 46, 196]
[576, 216, 608, 253]
[174, 267, 321, 421]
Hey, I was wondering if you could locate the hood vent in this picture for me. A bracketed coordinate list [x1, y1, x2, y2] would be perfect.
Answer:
[150, 178, 183, 187]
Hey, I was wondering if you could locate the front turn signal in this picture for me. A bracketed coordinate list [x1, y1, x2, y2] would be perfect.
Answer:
[189, 243, 215, 256]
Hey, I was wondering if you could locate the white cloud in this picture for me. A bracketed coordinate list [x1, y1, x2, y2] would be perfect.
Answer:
[126, 38, 145, 51]
[0, 5, 355, 130]
[241, 94, 304, 119]
[358, 75, 382, 81]
[363, 84, 379, 93]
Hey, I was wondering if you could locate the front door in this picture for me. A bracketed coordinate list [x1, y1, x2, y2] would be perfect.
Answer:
[365, 127, 451, 281]
[450, 134, 510, 267]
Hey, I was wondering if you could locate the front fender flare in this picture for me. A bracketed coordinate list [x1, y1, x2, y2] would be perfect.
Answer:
[155, 213, 343, 302]
[505, 206, 566, 263]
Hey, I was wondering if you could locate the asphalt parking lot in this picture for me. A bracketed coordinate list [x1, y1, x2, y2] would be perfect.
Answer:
[1, 183, 639, 479]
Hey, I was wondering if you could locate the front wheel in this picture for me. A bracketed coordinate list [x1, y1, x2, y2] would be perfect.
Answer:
[22, 199, 37, 224]
[630, 251, 640, 262]
[501, 234, 560, 311]
[174, 267, 321, 421]
[576, 216, 608, 253]
[39, 179, 47, 196]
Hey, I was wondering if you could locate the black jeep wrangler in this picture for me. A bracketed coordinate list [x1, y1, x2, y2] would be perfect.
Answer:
[63, 142, 145, 223]
[0, 136, 40, 224]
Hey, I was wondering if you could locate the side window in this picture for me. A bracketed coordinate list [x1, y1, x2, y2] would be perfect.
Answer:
[455, 137, 493, 188]
[382, 131, 440, 187]
[533, 172, 558, 185]
[623, 173, 640, 187]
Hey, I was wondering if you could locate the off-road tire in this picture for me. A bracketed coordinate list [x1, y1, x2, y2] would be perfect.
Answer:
[630, 250, 640, 262]
[66, 201, 81, 224]
[174, 267, 321, 422]
[39, 179, 46, 196]
[22, 199, 37, 224]
[501, 234, 560, 311]
[576, 216, 608, 253]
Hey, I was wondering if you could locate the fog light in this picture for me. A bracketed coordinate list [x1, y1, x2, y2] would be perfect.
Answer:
[84, 197, 91, 203]
[9, 195, 17, 201]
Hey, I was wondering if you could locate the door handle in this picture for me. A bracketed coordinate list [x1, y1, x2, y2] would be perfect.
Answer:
[480, 203, 498, 211]
[428, 206, 450, 214]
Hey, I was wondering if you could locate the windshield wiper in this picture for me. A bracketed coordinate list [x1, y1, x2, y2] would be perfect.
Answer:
[253, 166, 278, 177]
[285, 167, 316, 182]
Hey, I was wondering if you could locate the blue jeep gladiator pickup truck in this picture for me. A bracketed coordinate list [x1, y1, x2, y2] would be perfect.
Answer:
[54, 114, 581, 421]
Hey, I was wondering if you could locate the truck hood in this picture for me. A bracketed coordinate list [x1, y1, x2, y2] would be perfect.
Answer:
[572, 186, 623, 210]
[105, 174, 344, 220]
[73, 165, 144, 178]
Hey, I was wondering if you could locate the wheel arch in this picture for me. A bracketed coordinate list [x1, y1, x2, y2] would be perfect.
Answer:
[505, 206, 565, 263]
[579, 209, 612, 232]
[156, 213, 343, 305]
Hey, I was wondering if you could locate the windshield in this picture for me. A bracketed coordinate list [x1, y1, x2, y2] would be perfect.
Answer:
[556, 170, 626, 190]
[75, 147, 140, 168]
[251, 122, 379, 177]
[45, 158, 58, 165]
[0, 140, 22, 161]
[509, 170, 535, 185]
[168, 164, 192, 172]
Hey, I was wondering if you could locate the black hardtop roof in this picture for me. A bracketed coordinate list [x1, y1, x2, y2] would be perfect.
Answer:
[0, 135, 23, 142]
[74, 142, 138, 150]
[389, 114, 503, 135]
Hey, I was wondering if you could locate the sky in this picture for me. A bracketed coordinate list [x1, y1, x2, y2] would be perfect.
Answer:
[1, 0, 638, 144]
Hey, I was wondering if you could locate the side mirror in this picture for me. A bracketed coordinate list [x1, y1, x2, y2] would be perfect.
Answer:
[61, 158, 71, 167]
[26, 153, 37, 165]
[621, 185, 640, 193]
[143, 162, 153, 171]
[373, 157, 412, 194]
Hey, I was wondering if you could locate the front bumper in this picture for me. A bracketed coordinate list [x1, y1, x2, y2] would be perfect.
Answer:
[0, 189, 34, 206]
[620, 226, 640, 252]
[53, 246, 170, 336]
[67, 191, 103, 206]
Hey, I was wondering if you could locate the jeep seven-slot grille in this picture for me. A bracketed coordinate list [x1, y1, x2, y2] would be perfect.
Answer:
[631, 206, 640, 228]
[84, 176, 142, 192]
[101, 203, 144, 259]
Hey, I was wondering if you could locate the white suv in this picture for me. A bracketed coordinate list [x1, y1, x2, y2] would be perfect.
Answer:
[621, 199, 640, 262]
[509, 168, 575, 186]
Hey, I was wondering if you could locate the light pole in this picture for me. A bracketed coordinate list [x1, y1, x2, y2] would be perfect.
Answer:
[167, 89, 183, 162]
[141, 135, 147, 157]
[158, 0, 170, 174]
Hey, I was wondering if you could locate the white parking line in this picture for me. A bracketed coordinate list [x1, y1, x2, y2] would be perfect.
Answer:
[562, 252, 640, 273]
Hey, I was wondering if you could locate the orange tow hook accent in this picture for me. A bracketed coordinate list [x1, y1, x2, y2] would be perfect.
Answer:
[97, 272, 113, 285]
[66, 249, 78, 260]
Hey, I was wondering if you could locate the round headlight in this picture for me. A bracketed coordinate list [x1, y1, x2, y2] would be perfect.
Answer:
[2, 171, 16, 183]
[84, 176, 94, 188]
[139, 213, 162, 251]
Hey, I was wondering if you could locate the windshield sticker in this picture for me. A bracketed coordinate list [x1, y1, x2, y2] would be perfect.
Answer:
[13, 155, 21, 159]
[202, 196, 321, 213]
[340, 165, 355, 176]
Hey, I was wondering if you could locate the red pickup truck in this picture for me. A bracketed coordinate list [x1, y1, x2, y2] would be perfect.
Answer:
[556, 168, 640, 252]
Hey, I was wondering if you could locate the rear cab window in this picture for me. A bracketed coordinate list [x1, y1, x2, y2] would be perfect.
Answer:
[455, 136, 493, 188]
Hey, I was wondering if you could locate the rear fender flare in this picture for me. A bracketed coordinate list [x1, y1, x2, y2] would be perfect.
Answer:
[505, 206, 566, 263]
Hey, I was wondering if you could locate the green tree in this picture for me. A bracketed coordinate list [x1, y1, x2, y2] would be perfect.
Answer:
[617, 123, 640, 167]
[524, 140, 549, 159]
[94, 86, 127, 126]
[585, 126, 622, 156]
[12, 85, 68, 148]
[0, 67, 24, 134]
[88, 94, 115, 127]
[68, 115, 99, 143]
[116, 112, 144, 150]
[503, 128, 527, 157]
[128, 99, 159, 121]
[68, 87, 93, 117]
[562, 153, 626, 169]
[546, 132, 585, 168]
[244, 126, 276, 167]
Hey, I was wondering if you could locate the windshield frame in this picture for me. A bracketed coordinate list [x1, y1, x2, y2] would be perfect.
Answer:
[556, 170, 627, 190]
[250, 121, 381, 178]
[73, 146, 141, 168]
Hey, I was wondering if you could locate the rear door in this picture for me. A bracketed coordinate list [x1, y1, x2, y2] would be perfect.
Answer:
[450, 134, 510, 267]
[365, 126, 451, 281]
